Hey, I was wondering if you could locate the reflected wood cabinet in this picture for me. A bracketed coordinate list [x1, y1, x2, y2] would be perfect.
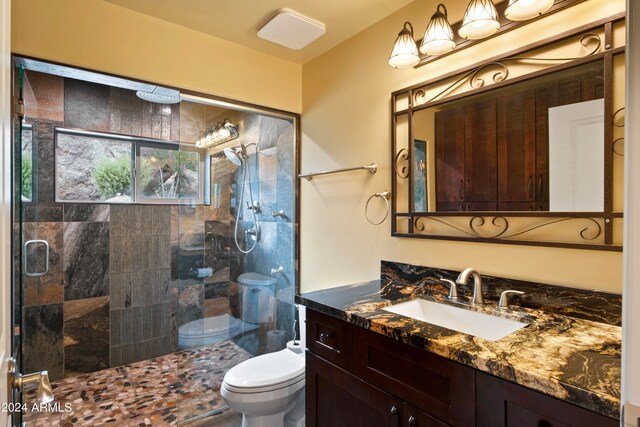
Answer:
[305, 308, 617, 427]
[434, 66, 603, 212]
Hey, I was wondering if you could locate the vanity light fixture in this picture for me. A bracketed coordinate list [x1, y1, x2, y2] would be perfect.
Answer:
[419, 4, 456, 56]
[388, 22, 420, 68]
[459, 0, 500, 40]
[195, 119, 239, 149]
[504, 0, 554, 21]
[388, 0, 562, 68]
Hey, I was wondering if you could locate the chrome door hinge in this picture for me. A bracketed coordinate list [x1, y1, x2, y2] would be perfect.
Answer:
[16, 98, 25, 119]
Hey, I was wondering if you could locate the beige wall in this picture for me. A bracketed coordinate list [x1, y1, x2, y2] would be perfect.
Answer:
[11, 0, 302, 113]
[301, 0, 626, 293]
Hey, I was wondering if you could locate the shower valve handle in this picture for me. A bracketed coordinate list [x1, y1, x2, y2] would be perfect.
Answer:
[246, 201, 261, 213]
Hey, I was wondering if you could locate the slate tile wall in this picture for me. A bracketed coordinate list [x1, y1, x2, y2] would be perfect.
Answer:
[229, 114, 297, 353]
[109, 205, 172, 366]
[19, 72, 180, 380]
[18, 70, 297, 380]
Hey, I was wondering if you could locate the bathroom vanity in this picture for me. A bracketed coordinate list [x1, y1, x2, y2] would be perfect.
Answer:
[297, 262, 621, 427]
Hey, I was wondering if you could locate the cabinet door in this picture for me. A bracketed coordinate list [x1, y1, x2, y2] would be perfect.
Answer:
[306, 308, 353, 370]
[435, 108, 465, 211]
[476, 372, 618, 427]
[353, 327, 475, 426]
[403, 402, 451, 427]
[306, 352, 394, 427]
[464, 99, 497, 207]
[497, 90, 536, 206]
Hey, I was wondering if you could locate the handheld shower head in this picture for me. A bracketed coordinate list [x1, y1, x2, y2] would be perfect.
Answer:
[223, 146, 244, 166]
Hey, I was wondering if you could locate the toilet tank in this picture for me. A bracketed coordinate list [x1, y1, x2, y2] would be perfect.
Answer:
[237, 272, 277, 324]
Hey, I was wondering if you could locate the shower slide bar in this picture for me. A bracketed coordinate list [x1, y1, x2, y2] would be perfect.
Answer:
[298, 163, 377, 181]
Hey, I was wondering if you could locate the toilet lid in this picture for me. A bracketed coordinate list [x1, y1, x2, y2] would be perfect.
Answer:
[179, 314, 244, 339]
[237, 272, 277, 286]
[223, 349, 305, 391]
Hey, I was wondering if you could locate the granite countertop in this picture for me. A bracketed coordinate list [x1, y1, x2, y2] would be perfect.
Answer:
[296, 267, 621, 420]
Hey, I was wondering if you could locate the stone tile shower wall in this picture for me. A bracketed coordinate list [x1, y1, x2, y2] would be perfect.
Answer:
[20, 71, 181, 380]
[230, 114, 296, 354]
[19, 70, 297, 380]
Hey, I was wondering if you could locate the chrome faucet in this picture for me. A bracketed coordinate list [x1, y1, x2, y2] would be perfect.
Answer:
[456, 268, 484, 304]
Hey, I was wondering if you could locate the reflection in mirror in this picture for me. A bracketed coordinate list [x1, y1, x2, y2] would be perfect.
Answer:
[413, 140, 427, 212]
[412, 60, 605, 213]
[21, 123, 33, 202]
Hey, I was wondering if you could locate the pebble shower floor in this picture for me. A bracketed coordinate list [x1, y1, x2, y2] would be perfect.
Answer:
[24, 341, 251, 426]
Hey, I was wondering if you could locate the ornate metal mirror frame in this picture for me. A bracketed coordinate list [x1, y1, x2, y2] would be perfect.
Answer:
[391, 13, 625, 251]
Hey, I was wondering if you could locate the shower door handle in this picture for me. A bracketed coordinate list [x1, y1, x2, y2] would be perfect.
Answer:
[24, 239, 50, 277]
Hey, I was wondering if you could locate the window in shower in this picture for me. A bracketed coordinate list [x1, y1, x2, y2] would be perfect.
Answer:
[137, 145, 204, 202]
[21, 123, 33, 202]
[55, 128, 208, 204]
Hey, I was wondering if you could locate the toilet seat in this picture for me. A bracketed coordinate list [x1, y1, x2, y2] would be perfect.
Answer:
[223, 374, 304, 395]
[223, 349, 305, 393]
[177, 314, 259, 349]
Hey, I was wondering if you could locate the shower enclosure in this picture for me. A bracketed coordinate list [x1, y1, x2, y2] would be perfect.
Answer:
[11, 57, 298, 426]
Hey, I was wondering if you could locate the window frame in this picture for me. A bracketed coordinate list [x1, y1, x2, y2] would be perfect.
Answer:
[54, 127, 209, 205]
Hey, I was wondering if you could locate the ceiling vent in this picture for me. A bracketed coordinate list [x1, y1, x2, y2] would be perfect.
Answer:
[257, 9, 326, 50]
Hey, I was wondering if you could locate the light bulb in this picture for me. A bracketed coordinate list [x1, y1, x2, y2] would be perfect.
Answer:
[505, 0, 554, 21]
[420, 4, 456, 56]
[388, 22, 420, 68]
[459, 0, 500, 40]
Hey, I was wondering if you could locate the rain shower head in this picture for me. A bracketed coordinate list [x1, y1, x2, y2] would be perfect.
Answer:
[223, 146, 244, 166]
[135, 87, 180, 104]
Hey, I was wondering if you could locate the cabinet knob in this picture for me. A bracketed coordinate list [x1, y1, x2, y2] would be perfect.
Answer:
[319, 332, 330, 343]
[537, 174, 543, 199]
[389, 406, 399, 427]
[408, 415, 417, 427]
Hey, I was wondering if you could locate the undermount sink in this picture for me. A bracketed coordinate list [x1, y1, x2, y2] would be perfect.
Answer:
[382, 299, 528, 342]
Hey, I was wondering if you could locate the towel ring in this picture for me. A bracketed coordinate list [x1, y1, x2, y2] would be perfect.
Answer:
[365, 191, 391, 225]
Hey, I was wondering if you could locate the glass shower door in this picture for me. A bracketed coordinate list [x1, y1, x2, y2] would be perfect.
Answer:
[12, 63, 59, 427]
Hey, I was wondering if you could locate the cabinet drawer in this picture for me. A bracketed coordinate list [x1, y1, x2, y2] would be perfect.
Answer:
[306, 308, 353, 370]
[402, 401, 451, 427]
[476, 372, 618, 427]
[353, 326, 475, 426]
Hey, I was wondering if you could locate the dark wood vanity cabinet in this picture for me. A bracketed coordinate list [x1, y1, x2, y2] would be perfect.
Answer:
[434, 65, 604, 213]
[435, 100, 498, 212]
[306, 309, 468, 426]
[435, 106, 465, 212]
[306, 308, 618, 427]
[496, 89, 539, 210]
[435, 94, 544, 212]
[476, 372, 617, 427]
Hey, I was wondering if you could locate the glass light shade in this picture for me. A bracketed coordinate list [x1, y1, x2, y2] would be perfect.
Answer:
[388, 22, 420, 68]
[218, 125, 231, 140]
[459, 0, 500, 40]
[419, 4, 456, 56]
[505, 0, 554, 21]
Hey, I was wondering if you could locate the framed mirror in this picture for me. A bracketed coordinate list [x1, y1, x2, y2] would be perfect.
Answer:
[391, 13, 625, 251]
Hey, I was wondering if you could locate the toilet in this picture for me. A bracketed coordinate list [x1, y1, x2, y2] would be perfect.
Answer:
[178, 313, 259, 349]
[178, 272, 276, 350]
[221, 305, 306, 427]
[236, 272, 278, 324]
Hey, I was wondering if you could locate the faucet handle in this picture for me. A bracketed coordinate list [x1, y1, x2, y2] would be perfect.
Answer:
[440, 279, 459, 300]
[498, 290, 525, 310]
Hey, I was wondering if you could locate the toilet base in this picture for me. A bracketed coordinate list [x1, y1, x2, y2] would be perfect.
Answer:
[237, 389, 305, 427]
[242, 412, 284, 427]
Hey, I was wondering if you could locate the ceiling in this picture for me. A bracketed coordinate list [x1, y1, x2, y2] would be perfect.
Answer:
[103, 0, 415, 64]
